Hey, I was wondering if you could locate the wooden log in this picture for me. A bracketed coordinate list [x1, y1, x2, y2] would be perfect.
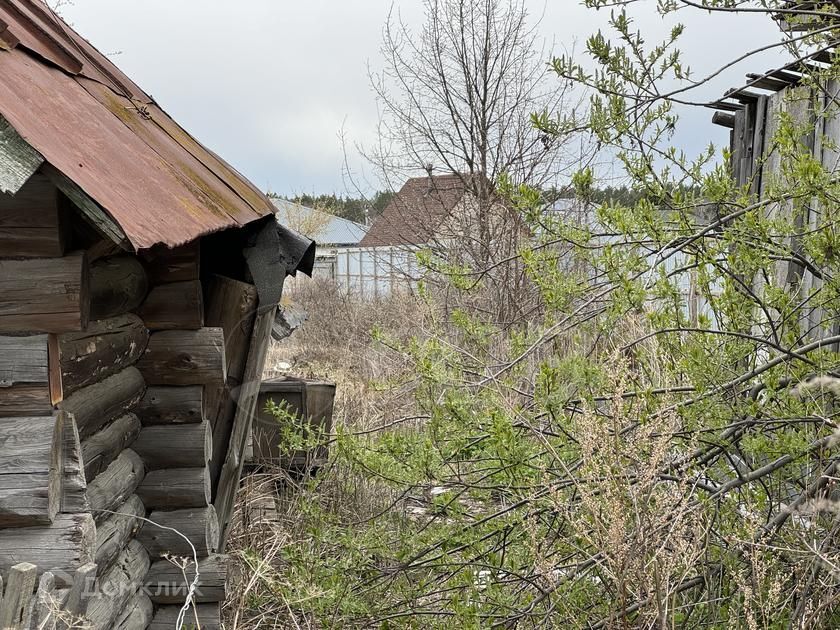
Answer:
[0, 514, 95, 586]
[59, 367, 146, 439]
[136, 386, 205, 425]
[204, 275, 258, 381]
[141, 241, 200, 285]
[112, 591, 153, 630]
[0, 252, 89, 333]
[85, 540, 150, 630]
[137, 505, 219, 559]
[58, 412, 88, 514]
[0, 562, 36, 630]
[95, 495, 145, 573]
[137, 467, 211, 510]
[0, 414, 61, 527]
[148, 603, 221, 630]
[137, 280, 204, 330]
[0, 335, 60, 417]
[133, 421, 211, 470]
[137, 328, 226, 387]
[145, 554, 227, 605]
[88, 256, 148, 320]
[82, 413, 142, 483]
[217, 306, 277, 549]
[58, 314, 149, 395]
[0, 173, 65, 258]
[86, 449, 145, 522]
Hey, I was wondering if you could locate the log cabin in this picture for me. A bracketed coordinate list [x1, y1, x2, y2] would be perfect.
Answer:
[0, 2, 314, 628]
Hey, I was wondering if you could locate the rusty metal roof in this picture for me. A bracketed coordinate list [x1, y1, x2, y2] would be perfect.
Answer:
[0, 0, 276, 250]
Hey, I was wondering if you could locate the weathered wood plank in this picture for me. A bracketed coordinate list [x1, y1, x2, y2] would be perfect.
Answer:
[31, 571, 56, 630]
[0, 252, 89, 333]
[88, 256, 148, 321]
[204, 275, 258, 381]
[86, 449, 145, 523]
[85, 540, 149, 630]
[0, 115, 43, 195]
[0, 335, 53, 418]
[132, 421, 211, 470]
[137, 328, 226, 387]
[136, 386, 205, 425]
[216, 305, 277, 549]
[148, 603, 221, 630]
[0, 173, 65, 258]
[137, 505, 219, 559]
[59, 366, 146, 440]
[137, 467, 211, 510]
[141, 241, 200, 285]
[63, 562, 96, 618]
[0, 414, 61, 527]
[137, 280, 204, 330]
[0, 562, 36, 630]
[58, 411, 88, 514]
[145, 554, 227, 605]
[95, 494, 145, 573]
[82, 413, 142, 483]
[0, 514, 96, 586]
[59, 314, 149, 395]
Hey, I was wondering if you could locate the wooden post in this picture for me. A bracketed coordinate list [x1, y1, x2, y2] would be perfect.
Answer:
[88, 256, 148, 320]
[132, 421, 211, 470]
[82, 413, 142, 482]
[0, 414, 62, 526]
[63, 562, 96, 618]
[136, 386, 205, 425]
[31, 571, 56, 630]
[0, 514, 96, 585]
[59, 314, 149, 395]
[59, 367, 146, 439]
[138, 280, 204, 330]
[137, 467, 211, 510]
[144, 554, 227, 605]
[216, 305, 277, 549]
[0, 562, 37, 630]
[0, 251, 89, 333]
[137, 328, 226, 387]
[137, 505, 219, 559]
[95, 494, 145, 572]
[86, 449, 145, 522]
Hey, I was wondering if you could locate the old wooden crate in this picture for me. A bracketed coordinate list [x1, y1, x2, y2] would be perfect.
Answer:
[252, 377, 336, 470]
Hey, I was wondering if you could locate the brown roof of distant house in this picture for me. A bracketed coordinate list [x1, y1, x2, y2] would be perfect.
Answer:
[0, 0, 277, 251]
[359, 174, 469, 247]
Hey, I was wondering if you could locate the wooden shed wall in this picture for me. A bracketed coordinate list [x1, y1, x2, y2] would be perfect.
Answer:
[0, 173, 275, 628]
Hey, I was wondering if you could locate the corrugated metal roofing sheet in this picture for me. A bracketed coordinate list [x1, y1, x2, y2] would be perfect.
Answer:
[273, 200, 368, 246]
[0, 0, 276, 250]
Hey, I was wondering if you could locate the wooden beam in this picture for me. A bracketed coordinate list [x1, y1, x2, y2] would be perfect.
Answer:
[0, 116, 43, 195]
[136, 386, 205, 425]
[41, 163, 129, 250]
[85, 541, 149, 629]
[137, 505, 219, 558]
[85, 449, 145, 522]
[95, 494, 145, 572]
[132, 421, 211, 470]
[59, 366, 146, 439]
[0, 414, 62, 527]
[0, 335, 53, 417]
[59, 314, 149, 396]
[137, 467, 211, 509]
[0, 251, 89, 333]
[148, 603, 221, 630]
[137, 328, 226, 387]
[88, 256, 149, 320]
[82, 413, 142, 483]
[137, 280, 204, 330]
[141, 241, 200, 285]
[0, 173, 66, 257]
[216, 305, 277, 550]
[112, 591, 153, 630]
[144, 554, 227, 605]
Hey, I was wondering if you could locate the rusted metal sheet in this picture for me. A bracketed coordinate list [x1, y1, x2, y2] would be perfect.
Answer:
[0, 0, 276, 250]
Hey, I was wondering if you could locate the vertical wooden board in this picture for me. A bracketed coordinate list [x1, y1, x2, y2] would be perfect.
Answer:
[204, 274, 259, 381]
[0, 251, 89, 333]
[216, 305, 278, 549]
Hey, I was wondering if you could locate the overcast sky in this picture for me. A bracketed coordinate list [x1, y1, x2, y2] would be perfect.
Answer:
[58, 1, 786, 197]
